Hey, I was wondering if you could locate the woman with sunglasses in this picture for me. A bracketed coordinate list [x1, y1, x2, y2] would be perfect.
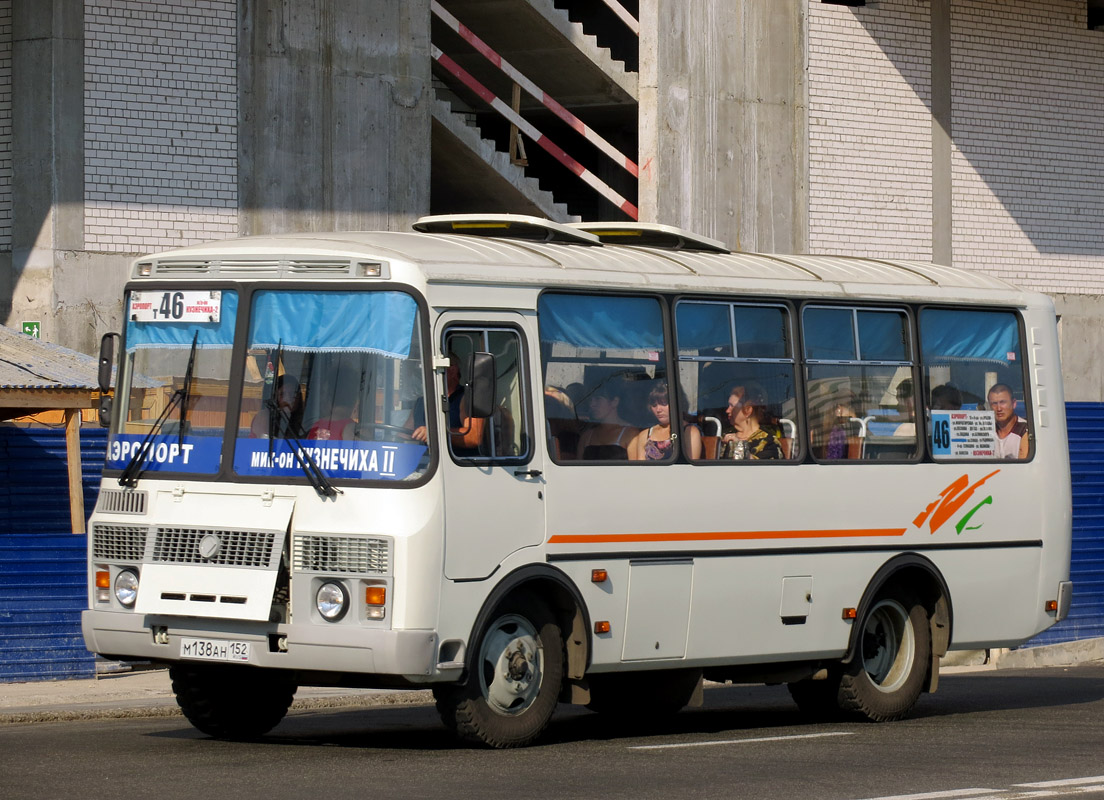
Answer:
[628, 383, 702, 461]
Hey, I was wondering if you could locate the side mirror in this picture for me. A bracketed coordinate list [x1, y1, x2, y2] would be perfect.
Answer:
[468, 352, 496, 419]
[97, 332, 119, 427]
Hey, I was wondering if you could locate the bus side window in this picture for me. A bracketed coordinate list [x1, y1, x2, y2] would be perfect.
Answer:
[538, 293, 671, 464]
[919, 308, 1030, 461]
[803, 306, 918, 462]
[676, 300, 799, 462]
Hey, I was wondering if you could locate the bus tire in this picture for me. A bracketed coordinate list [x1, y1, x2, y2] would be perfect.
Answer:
[838, 592, 931, 722]
[587, 669, 700, 719]
[170, 664, 297, 739]
[434, 597, 564, 748]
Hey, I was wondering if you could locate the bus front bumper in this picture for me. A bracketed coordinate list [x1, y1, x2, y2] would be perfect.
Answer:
[82, 609, 438, 678]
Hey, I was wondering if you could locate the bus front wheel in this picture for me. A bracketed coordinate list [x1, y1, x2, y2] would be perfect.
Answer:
[434, 597, 564, 748]
[170, 664, 298, 739]
[838, 592, 931, 721]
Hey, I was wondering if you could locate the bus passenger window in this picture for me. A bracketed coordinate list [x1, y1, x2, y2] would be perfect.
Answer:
[538, 293, 675, 463]
[919, 308, 1030, 461]
[803, 306, 918, 462]
[676, 300, 799, 462]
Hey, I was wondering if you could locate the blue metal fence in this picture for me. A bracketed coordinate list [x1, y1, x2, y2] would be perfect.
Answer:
[0, 427, 106, 682]
[1029, 402, 1104, 645]
[0, 402, 1102, 682]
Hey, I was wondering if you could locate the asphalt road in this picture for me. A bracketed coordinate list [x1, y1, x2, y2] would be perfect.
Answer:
[2, 663, 1102, 800]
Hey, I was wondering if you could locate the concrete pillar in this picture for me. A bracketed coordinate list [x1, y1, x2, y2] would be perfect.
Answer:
[8, 0, 83, 340]
[239, 0, 432, 235]
[638, 0, 807, 253]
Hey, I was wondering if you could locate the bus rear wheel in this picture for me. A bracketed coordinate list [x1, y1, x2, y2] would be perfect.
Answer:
[838, 592, 931, 722]
[434, 597, 564, 748]
[170, 664, 298, 739]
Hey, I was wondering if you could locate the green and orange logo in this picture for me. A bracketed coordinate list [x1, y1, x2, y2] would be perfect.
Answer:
[912, 469, 1001, 535]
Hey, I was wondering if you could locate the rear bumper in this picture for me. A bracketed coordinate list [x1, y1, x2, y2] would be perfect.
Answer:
[82, 609, 438, 677]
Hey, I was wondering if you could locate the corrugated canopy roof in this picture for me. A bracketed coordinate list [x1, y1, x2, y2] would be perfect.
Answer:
[0, 325, 101, 390]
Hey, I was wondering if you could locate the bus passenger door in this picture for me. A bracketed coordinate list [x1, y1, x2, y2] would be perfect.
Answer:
[437, 316, 545, 580]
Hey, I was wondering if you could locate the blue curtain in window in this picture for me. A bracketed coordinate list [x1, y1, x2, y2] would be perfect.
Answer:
[539, 294, 664, 351]
[676, 303, 732, 355]
[125, 291, 238, 352]
[250, 291, 418, 359]
[920, 308, 1020, 365]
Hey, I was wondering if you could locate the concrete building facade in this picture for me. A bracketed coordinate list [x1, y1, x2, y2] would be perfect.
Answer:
[0, 0, 1102, 399]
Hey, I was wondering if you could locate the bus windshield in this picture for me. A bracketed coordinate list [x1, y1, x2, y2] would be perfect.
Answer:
[233, 290, 429, 482]
[106, 287, 431, 482]
[106, 289, 239, 476]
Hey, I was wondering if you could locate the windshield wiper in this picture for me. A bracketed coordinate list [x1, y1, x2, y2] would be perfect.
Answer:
[268, 403, 341, 498]
[118, 332, 198, 487]
[262, 343, 340, 498]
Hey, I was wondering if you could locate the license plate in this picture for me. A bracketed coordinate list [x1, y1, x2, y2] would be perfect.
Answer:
[180, 637, 251, 662]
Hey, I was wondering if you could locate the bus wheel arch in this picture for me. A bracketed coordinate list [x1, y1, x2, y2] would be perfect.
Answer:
[839, 554, 952, 720]
[847, 554, 953, 688]
[434, 566, 589, 747]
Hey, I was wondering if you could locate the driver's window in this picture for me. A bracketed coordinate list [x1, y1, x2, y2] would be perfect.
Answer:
[444, 327, 530, 464]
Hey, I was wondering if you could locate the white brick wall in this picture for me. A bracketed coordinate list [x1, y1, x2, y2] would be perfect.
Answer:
[950, 0, 1104, 294]
[808, 0, 934, 261]
[84, 0, 237, 252]
[808, 0, 1104, 294]
[0, 0, 12, 251]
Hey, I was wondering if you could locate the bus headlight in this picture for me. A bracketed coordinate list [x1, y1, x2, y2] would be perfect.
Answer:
[114, 569, 139, 608]
[316, 581, 349, 622]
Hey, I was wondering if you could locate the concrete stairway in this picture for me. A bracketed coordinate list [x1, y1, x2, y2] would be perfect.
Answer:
[431, 0, 638, 219]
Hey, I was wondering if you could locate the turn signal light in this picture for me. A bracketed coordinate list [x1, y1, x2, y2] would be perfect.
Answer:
[594, 621, 611, 634]
[842, 607, 858, 620]
[591, 569, 608, 583]
[1045, 600, 1058, 612]
[95, 571, 110, 589]
[365, 586, 386, 606]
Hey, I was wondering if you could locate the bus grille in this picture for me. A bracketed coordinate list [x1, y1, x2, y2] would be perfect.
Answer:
[152, 527, 278, 568]
[293, 535, 389, 575]
[96, 489, 148, 515]
[92, 524, 148, 562]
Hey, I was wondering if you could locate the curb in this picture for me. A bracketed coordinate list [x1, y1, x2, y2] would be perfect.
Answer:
[0, 688, 435, 726]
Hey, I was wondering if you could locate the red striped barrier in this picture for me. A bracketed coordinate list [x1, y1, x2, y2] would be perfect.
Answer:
[431, 1, 638, 180]
[432, 44, 638, 220]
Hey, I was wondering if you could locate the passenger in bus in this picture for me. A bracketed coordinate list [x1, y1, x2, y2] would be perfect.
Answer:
[446, 355, 486, 457]
[544, 385, 581, 459]
[719, 383, 783, 460]
[892, 378, 917, 437]
[307, 383, 359, 440]
[577, 381, 639, 460]
[988, 383, 1029, 459]
[821, 393, 859, 460]
[628, 384, 703, 461]
[930, 383, 963, 410]
[250, 374, 305, 439]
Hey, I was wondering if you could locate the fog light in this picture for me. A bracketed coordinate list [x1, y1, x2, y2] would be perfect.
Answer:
[316, 581, 348, 621]
[114, 569, 139, 608]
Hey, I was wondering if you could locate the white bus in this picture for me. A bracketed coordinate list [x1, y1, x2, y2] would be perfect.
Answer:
[83, 215, 1072, 747]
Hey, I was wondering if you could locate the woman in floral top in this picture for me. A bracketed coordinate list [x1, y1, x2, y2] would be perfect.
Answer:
[627, 383, 702, 461]
[721, 383, 783, 460]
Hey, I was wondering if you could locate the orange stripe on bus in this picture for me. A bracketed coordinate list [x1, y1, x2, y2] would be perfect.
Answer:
[547, 528, 908, 544]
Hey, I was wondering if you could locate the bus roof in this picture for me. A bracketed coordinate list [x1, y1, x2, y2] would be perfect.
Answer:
[131, 226, 1032, 306]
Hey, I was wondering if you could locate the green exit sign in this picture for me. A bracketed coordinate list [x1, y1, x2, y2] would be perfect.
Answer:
[21, 321, 40, 338]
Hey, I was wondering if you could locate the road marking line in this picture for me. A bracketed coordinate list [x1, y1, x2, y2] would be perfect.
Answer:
[852, 790, 1002, 800]
[1016, 778, 1104, 789]
[629, 731, 853, 750]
